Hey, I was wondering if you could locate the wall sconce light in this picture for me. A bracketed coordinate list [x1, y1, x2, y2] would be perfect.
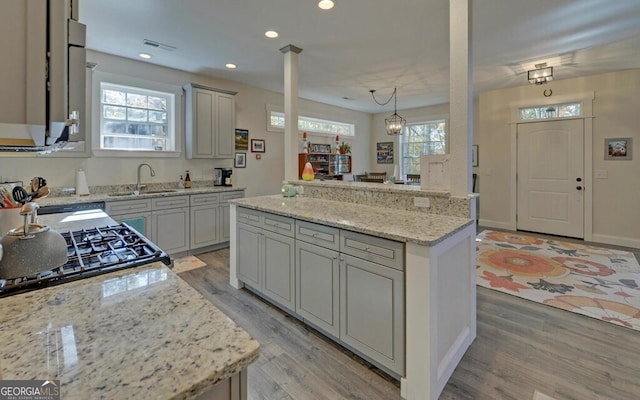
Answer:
[528, 63, 554, 85]
[370, 88, 406, 136]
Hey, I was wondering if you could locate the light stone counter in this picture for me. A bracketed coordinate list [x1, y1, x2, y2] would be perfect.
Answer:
[0, 210, 259, 400]
[36, 185, 245, 208]
[232, 194, 473, 246]
[0, 263, 259, 400]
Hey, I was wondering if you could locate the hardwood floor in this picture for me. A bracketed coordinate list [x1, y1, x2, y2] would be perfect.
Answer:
[179, 241, 640, 400]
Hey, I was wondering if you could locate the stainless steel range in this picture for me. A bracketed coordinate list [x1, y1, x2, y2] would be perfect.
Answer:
[0, 219, 171, 298]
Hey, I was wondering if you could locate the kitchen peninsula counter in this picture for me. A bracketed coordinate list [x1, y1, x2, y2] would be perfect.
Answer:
[230, 194, 476, 400]
[231, 194, 473, 246]
[0, 211, 259, 400]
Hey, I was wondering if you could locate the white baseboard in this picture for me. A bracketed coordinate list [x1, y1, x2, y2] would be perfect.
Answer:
[591, 233, 640, 250]
[477, 219, 514, 231]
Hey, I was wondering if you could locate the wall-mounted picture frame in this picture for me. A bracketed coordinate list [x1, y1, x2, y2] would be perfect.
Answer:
[472, 145, 479, 167]
[234, 152, 246, 168]
[235, 129, 249, 151]
[377, 142, 394, 164]
[605, 137, 632, 160]
[251, 139, 265, 153]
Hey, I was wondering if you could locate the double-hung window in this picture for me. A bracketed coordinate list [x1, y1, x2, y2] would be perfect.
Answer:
[400, 120, 447, 176]
[92, 71, 182, 156]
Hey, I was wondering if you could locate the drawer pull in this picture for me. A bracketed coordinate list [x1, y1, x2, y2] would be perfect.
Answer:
[312, 233, 318, 238]
[364, 247, 370, 251]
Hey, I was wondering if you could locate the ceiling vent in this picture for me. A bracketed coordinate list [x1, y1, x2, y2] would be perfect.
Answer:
[142, 39, 176, 51]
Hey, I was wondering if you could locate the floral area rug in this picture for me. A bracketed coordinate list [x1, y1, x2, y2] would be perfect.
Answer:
[477, 230, 640, 331]
[172, 255, 206, 274]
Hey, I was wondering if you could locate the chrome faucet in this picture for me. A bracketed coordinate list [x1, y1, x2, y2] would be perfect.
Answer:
[136, 163, 156, 191]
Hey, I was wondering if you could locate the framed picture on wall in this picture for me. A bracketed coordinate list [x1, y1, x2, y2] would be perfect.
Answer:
[605, 137, 632, 160]
[234, 152, 246, 168]
[376, 142, 394, 164]
[251, 139, 265, 152]
[235, 129, 249, 151]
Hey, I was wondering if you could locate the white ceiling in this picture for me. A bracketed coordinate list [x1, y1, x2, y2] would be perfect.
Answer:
[80, 0, 640, 113]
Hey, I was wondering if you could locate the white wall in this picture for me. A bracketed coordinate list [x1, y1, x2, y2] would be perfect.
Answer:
[478, 68, 640, 248]
[0, 51, 371, 197]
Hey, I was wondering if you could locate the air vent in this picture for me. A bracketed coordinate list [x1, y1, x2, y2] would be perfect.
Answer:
[142, 39, 176, 51]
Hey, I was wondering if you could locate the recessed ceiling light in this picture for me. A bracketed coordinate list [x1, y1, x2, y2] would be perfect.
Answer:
[265, 30, 279, 39]
[318, 0, 334, 10]
[225, 63, 237, 69]
[138, 53, 152, 59]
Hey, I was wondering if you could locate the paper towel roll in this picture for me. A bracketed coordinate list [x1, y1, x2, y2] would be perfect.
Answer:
[76, 169, 90, 196]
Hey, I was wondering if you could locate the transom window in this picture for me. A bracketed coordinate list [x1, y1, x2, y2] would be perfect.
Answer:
[99, 82, 175, 151]
[400, 120, 447, 176]
[268, 111, 355, 137]
[519, 102, 581, 121]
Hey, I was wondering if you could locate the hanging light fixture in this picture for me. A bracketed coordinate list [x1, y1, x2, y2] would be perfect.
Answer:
[370, 88, 406, 135]
[528, 63, 554, 85]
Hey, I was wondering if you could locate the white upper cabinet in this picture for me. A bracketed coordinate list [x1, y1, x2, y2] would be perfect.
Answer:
[184, 83, 236, 159]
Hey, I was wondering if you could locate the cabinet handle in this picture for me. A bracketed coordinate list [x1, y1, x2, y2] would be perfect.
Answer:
[364, 247, 370, 251]
[312, 233, 318, 238]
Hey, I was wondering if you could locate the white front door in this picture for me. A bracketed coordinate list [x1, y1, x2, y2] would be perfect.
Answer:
[517, 119, 584, 238]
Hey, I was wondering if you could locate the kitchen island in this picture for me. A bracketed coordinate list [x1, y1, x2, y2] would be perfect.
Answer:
[0, 211, 260, 400]
[229, 194, 476, 400]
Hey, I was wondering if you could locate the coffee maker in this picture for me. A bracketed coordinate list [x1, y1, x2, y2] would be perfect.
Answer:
[214, 168, 224, 186]
[221, 168, 233, 186]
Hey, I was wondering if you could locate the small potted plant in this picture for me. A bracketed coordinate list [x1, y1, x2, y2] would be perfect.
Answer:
[338, 141, 351, 154]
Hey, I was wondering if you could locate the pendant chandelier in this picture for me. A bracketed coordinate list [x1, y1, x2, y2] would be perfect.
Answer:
[370, 88, 406, 136]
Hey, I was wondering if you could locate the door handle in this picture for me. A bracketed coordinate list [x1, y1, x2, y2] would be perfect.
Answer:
[576, 186, 583, 190]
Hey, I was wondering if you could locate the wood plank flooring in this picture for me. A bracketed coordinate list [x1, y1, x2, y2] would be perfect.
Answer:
[179, 243, 640, 400]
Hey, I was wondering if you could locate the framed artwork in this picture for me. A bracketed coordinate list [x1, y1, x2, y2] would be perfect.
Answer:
[472, 145, 479, 167]
[376, 142, 394, 164]
[234, 152, 246, 168]
[251, 139, 265, 152]
[310, 143, 332, 154]
[235, 129, 249, 151]
[605, 138, 632, 160]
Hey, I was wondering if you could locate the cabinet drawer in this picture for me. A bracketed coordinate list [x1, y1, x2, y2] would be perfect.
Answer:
[237, 207, 263, 227]
[220, 190, 244, 203]
[190, 193, 220, 206]
[106, 199, 152, 214]
[296, 220, 339, 251]
[152, 195, 189, 210]
[340, 230, 404, 271]
[263, 213, 295, 237]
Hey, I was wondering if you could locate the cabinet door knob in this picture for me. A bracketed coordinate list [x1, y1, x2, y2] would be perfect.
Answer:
[576, 186, 583, 191]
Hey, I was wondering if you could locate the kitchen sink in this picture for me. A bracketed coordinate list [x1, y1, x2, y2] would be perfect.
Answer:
[107, 190, 178, 197]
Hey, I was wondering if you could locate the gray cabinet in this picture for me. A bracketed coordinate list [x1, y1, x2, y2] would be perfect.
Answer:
[190, 193, 220, 248]
[295, 240, 340, 339]
[220, 191, 244, 241]
[185, 83, 237, 159]
[151, 196, 190, 254]
[237, 222, 261, 288]
[340, 254, 404, 375]
[262, 230, 296, 312]
[236, 208, 296, 313]
[235, 208, 405, 376]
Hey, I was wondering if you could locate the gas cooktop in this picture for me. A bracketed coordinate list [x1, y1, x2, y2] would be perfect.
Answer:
[0, 223, 171, 297]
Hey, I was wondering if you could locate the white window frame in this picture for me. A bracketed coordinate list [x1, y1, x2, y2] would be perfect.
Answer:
[266, 105, 355, 137]
[399, 117, 448, 177]
[519, 102, 582, 121]
[91, 71, 183, 157]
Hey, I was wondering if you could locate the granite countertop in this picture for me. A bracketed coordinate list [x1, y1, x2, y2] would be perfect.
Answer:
[0, 263, 259, 400]
[0, 211, 259, 399]
[232, 195, 473, 246]
[35, 186, 245, 207]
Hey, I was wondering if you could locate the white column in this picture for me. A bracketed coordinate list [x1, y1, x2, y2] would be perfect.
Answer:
[280, 45, 303, 181]
[449, 0, 473, 199]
